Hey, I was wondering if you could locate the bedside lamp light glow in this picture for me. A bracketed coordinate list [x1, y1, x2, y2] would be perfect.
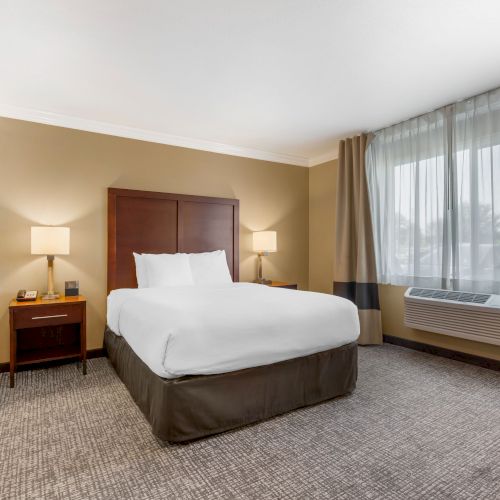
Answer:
[252, 231, 277, 284]
[31, 226, 70, 300]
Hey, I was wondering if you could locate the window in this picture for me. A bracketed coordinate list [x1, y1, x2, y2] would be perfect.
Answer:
[366, 88, 500, 293]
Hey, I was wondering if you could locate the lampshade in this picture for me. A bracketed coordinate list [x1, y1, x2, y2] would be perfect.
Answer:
[31, 226, 70, 255]
[253, 231, 277, 253]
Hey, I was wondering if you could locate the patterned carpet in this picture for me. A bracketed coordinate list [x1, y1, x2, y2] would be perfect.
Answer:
[0, 344, 499, 500]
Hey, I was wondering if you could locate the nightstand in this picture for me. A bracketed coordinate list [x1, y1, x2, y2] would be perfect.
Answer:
[267, 282, 298, 290]
[9, 296, 87, 388]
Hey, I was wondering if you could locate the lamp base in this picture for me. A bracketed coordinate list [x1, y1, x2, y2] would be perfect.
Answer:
[44, 256, 58, 300]
[253, 278, 272, 285]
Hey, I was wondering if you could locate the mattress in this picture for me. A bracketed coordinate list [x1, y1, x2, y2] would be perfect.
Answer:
[107, 283, 360, 378]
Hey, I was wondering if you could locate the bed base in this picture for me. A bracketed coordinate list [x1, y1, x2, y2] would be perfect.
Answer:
[104, 327, 357, 443]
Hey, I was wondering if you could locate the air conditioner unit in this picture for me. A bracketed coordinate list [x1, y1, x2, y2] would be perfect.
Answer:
[404, 287, 500, 346]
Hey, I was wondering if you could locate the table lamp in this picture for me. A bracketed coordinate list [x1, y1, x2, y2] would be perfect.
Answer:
[253, 231, 277, 284]
[31, 226, 70, 299]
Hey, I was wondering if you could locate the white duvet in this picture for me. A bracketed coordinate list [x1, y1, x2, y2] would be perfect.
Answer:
[107, 283, 360, 379]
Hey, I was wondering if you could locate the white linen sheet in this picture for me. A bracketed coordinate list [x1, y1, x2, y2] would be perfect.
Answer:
[107, 283, 360, 379]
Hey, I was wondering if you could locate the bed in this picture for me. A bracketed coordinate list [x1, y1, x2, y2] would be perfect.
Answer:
[105, 188, 359, 442]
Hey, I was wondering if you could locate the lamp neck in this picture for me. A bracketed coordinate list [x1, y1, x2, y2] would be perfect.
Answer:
[47, 255, 55, 295]
[256, 252, 271, 283]
[257, 253, 263, 281]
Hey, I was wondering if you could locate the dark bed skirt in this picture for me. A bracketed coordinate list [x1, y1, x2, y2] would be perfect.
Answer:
[104, 327, 358, 443]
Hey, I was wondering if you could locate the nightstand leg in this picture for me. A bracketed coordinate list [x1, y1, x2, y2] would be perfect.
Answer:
[80, 308, 87, 376]
[9, 310, 15, 388]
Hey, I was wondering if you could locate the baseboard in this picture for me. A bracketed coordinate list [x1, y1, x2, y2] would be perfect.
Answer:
[383, 334, 500, 372]
[0, 347, 106, 373]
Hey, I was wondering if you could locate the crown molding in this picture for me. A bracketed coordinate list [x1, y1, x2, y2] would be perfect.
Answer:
[307, 146, 339, 167]
[0, 104, 312, 167]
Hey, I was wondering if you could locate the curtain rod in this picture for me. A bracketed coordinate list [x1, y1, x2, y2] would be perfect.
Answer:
[370, 84, 500, 135]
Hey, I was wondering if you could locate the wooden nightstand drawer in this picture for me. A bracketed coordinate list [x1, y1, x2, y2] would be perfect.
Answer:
[13, 304, 83, 329]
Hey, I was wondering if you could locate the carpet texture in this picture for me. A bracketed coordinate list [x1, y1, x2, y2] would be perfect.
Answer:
[0, 344, 499, 499]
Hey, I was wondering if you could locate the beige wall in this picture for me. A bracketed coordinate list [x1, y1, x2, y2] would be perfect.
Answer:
[3, 117, 499, 364]
[309, 160, 500, 361]
[0, 117, 309, 363]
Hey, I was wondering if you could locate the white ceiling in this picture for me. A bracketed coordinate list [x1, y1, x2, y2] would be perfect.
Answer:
[1, 1, 500, 167]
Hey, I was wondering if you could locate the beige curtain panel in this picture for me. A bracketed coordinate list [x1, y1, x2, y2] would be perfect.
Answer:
[334, 134, 382, 345]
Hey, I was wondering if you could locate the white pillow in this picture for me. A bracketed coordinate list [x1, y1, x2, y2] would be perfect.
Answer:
[142, 253, 194, 287]
[189, 250, 233, 285]
[133, 253, 149, 288]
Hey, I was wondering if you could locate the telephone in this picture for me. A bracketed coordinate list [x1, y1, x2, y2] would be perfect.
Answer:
[16, 290, 38, 302]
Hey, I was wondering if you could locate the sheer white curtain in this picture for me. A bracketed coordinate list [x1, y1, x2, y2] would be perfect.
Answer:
[366, 87, 500, 293]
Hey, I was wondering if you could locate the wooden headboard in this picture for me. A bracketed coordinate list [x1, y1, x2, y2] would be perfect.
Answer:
[107, 188, 239, 292]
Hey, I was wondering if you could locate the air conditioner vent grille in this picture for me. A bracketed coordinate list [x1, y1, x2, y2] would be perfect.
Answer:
[408, 288, 491, 304]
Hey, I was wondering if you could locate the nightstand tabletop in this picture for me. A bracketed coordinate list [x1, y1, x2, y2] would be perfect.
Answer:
[9, 295, 86, 308]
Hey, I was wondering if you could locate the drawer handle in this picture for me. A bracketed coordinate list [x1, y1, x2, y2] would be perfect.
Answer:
[31, 314, 69, 320]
